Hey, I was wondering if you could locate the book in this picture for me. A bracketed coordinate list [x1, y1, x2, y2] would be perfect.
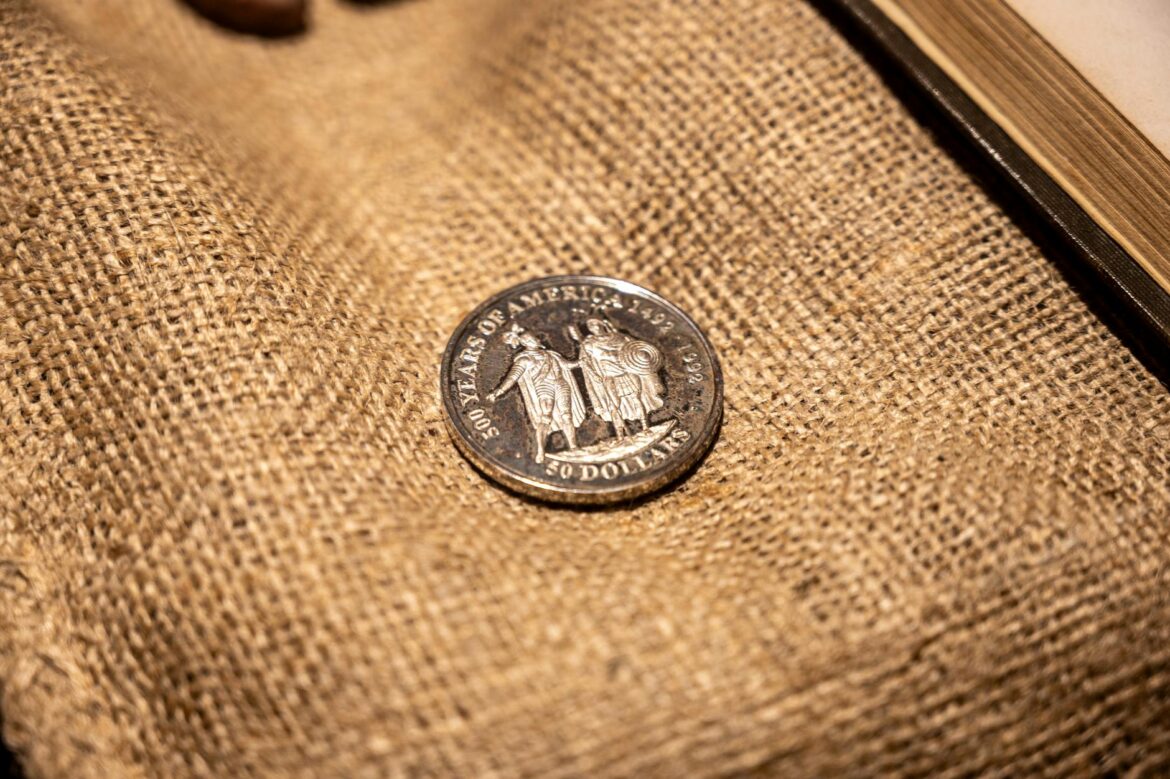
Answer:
[819, 0, 1170, 353]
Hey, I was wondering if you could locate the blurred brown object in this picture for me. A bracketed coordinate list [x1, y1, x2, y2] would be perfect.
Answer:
[183, 0, 306, 35]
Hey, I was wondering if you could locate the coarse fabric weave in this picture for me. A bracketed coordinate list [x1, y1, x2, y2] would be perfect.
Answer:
[2, 0, 1169, 776]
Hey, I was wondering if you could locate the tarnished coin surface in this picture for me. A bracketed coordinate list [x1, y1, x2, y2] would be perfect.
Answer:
[440, 275, 722, 504]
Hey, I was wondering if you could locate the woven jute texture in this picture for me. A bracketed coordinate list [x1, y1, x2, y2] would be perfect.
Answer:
[3, 0, 1170, 776]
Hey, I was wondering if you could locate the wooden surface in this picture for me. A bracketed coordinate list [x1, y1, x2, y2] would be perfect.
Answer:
[871, 0, 1170, 296]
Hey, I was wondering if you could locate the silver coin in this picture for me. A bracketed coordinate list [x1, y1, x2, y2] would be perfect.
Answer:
[440, 275, 722, 504]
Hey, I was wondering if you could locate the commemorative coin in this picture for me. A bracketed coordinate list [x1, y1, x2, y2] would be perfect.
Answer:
[440, 276, 722, 504]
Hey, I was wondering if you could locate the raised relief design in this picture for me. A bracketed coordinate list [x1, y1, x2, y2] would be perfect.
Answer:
[486, 318, 672, 464]
[484, 327, 586, 464]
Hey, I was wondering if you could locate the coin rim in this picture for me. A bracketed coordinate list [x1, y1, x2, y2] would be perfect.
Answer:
[440, 275, 723, 505]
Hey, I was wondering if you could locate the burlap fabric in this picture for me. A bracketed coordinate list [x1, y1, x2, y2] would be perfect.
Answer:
[2, 0, 1169, 776]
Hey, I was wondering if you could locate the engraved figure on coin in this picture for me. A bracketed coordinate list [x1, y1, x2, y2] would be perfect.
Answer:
[486, 325, 586, 464]
[572, 318, 665, 438]
[543, 317, 675, 466]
